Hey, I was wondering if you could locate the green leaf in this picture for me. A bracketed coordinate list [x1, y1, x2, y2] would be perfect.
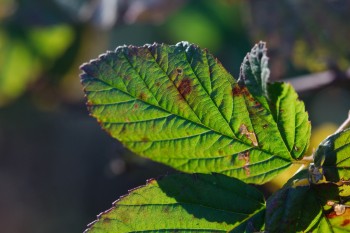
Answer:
[80, 42, 310, 184]
[265, 186, 322, 233]
[238, 43, 310, 160]
[265, 183, 350, 232]
[268, 82, 311, 159]
[238, 42, 270, 98]
[314, 129, 350, 182]
[85, 173, 266, 233]
[312, 184, 350, 232]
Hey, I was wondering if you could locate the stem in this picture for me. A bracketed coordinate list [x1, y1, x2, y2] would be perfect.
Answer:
[301, 155, 314, 162]
[335, 110, 350, 134]
[293, 164, 306, 176]
[292, 155, 314, 165]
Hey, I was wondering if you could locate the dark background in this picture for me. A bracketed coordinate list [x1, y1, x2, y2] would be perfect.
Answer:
[1, 1, 350, 232]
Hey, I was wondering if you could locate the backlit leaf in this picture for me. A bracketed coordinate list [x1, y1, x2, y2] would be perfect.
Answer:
[314, 129, 350, 182]
[85, 173, 265, 233]
[80, 42, 310, 184]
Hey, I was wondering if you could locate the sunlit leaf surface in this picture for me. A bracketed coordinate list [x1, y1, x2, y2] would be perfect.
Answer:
[85, 173, 265, 233]
[80, 42, 310, 184]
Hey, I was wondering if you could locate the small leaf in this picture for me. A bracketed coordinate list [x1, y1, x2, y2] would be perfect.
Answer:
[80, 42, 310, 184]
[268, 82, 311, 159]
[314, 129, 350, 182]
[265, 183, 350, 232]
[85, 173, 266, 233]
[238, 41, 270, 98]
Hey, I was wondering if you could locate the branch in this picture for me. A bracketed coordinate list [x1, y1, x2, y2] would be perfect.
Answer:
[283, 67, 350, 93]
[335, 110, 350, 134]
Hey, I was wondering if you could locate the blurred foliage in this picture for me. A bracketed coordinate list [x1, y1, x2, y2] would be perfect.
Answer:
[0, 25, 74, 106]
[1, 0, 350, 107]
[163, 1, 245, 52]
[246, 0, 350, 78]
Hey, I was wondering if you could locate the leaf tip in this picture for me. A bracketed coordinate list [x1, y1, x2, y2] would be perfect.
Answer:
[146, 178, 157, 184]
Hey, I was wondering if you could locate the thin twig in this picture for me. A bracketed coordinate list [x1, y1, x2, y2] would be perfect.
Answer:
[335, 110, 350, 134]
[282, 67, 350, 93]
[301, 155, 313, 162]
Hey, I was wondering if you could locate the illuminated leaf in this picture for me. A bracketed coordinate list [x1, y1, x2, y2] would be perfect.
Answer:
[80, 42, 310, 184]
[85, 173, 265, 233]
[314, 129, 350, 182]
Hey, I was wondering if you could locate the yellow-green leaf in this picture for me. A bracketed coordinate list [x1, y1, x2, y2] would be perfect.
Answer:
[80, 42, 310, 184]
[85, 173, 265, 233]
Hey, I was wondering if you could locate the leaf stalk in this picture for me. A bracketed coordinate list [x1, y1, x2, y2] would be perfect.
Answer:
[335, 110, 350, 134]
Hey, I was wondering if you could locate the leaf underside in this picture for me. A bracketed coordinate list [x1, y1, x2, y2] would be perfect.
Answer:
[314, 128, 350, 182]
[85, 173, 266, 233]
[80, 42, 310, 184]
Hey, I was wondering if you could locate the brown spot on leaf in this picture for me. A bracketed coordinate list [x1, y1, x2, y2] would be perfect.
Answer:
[86, 100, 93, 107]
[253, 101, 262, 109]
[263, 124, 269, 129]
[178, 78, 192, 97]
[138, 92, 147, 101]
[232, 85, 242, 96]
[239, 124, 258, 146]
[141, 137, 149, 142]
[128, 46, 150, 58]
[232, 85, 256, 103]
[132, 103, 139, 112]
[342, 219, 350, 226]
[327, 211, 338, 219]
[239, 86, 255, 102]
[218, 149, 224, 155]
[127, 46, 137, 56]
[103, 218, 111, 224]
[163, 206, 170, 213]
[177, 94, 185, 101]
[155, 81, 161, 87]
[176, 67, 183, 75]
[238, 151, 250, 176]
[124, 75, 131, 81]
